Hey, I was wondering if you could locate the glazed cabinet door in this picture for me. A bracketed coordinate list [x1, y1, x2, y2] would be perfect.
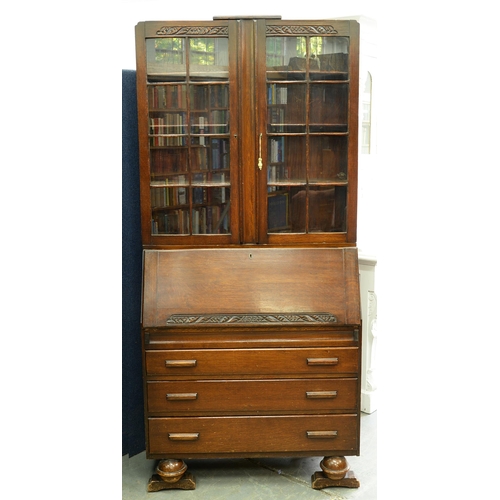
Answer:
[136, 18, 359, 247]
[255, 19, 359, 245]
[135, 21, 240, 246]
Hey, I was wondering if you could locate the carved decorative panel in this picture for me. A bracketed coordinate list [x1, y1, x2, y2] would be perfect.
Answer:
[156, 26, 228, 36]
[266, 25, 338, 35]
[166, 312, 337, 325]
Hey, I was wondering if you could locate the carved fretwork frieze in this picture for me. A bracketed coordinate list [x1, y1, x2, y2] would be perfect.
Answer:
[155, 24, 337, 37]
[156, 26, 228, 36]
[266, 25, 338, 35]
[166, 312, 337, 325]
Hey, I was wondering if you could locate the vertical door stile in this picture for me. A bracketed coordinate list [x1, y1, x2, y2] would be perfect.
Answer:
[255, 19, 268, 244]
[135, 23, 153, 246]
[347, 21, 360, 244]
[228, 20, 241, 245]
[305, 35, 311, 234]
[238, 19, 258, 244]
[185, 35, 192, 236]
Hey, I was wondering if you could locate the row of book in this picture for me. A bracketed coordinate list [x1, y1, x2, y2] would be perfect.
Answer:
[151, 205, 230, 235]
[269, 137, 284, 163]
[268, 84, 288, 105]
[210, 139, 229, 169]
[267, 165, 291, 192]
[151, 183, 228, 208]
[149, 115, 229, 147]
[184, 139, 230, 170]
[151, 186, 187, 208]
[190, 84, 229, 109]
[267, 108, 287, 133]
[191, 111, 229, 134]
[149, 115, 186, 146]
[148, 84, 229, 111]
[150, 141, 229, 175]
[149, 85, 187, 110]
[268, 137, 289, 193]
[150, 148, 187, 175]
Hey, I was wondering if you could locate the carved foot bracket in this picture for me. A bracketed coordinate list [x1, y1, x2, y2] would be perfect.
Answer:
[147, 459, 196, 491]
[311, 456, 360, 490]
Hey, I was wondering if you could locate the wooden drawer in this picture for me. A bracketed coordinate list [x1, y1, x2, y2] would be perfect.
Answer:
[148, 414, 359, 456]
[147, 378, 358, 413]
[145, 347, 358, 376]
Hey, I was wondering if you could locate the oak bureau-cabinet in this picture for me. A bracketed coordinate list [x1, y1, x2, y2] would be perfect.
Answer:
[135, 16, 361, 491]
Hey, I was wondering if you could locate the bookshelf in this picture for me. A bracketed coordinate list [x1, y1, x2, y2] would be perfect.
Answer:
[135, 17, 361, 492]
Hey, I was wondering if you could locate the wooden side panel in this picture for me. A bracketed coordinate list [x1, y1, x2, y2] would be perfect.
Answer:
[344, 247, 361, 325]
[142, 247, 360, 327]
[142, 250, 158, 326]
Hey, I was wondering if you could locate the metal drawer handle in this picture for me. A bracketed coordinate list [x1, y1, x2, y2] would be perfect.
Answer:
[306, 431, 338, 439]
[165, 359, 197, 368]
[166, 393, 198, 401]
[306, 391, 338, 399]
[307, 357, 339, 366]
[168, 433, 200, 441]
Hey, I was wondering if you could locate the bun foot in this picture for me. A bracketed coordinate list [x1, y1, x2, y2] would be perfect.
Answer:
[311, 456, 360, 489]
[147, 459, 195, 491]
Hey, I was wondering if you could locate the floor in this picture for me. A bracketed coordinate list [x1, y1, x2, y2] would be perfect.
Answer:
[122, 411, 376, 500]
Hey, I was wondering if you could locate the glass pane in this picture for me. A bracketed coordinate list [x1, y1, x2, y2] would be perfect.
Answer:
[150, 149, 188, 182]
[267, 83, 306, 133]
[151, 207, 190, 235]
[149, 111, 187, 147]
[190, 85, 229, 149]
[190, 85, 208, 110]
[209, 109, 229, 134]
[146, 38, 186, 81]
[289, 186, 308, 233]
[151, 180, 189, 235]
[270, 185, 321, 233]
[189, 38, 229, 81]
[268, 189, 292, 232]
[330, 186, 347, 233]
[190, 146, 209, 170]
[309, 36, 349, 80]
[149, 113, 186, 147]
[309, 83, 348, 132]
[285, 186, 346, 234]
[307, 187, 336, 232]
[148, 84, 187, 110]
[205, 138, 229, 171]
[191, 187, 230, 234]
[191, 84, 229, 107]
[266, 36, 307, 80]
[268, 136, 306, 184]
[266, 185, 348, 234]
[309, 136, 348, 183]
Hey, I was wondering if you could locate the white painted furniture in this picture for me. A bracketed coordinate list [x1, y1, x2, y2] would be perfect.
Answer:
[359, 254, 377, 414]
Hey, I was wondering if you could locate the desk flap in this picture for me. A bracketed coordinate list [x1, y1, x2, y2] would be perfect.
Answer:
[142, 247, 360, 327]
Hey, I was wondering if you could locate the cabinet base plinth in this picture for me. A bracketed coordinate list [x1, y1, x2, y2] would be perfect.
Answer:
[147, 472, 196, 491]
[311, 470, 360, 490]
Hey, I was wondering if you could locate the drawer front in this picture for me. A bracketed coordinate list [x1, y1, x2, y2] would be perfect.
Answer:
[145, 347, 358, 376]
[148, 414, 358, 455]
[147, 378, 358, 413]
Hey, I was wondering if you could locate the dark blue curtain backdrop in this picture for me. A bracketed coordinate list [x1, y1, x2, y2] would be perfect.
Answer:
[122, 69, 145, 457]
